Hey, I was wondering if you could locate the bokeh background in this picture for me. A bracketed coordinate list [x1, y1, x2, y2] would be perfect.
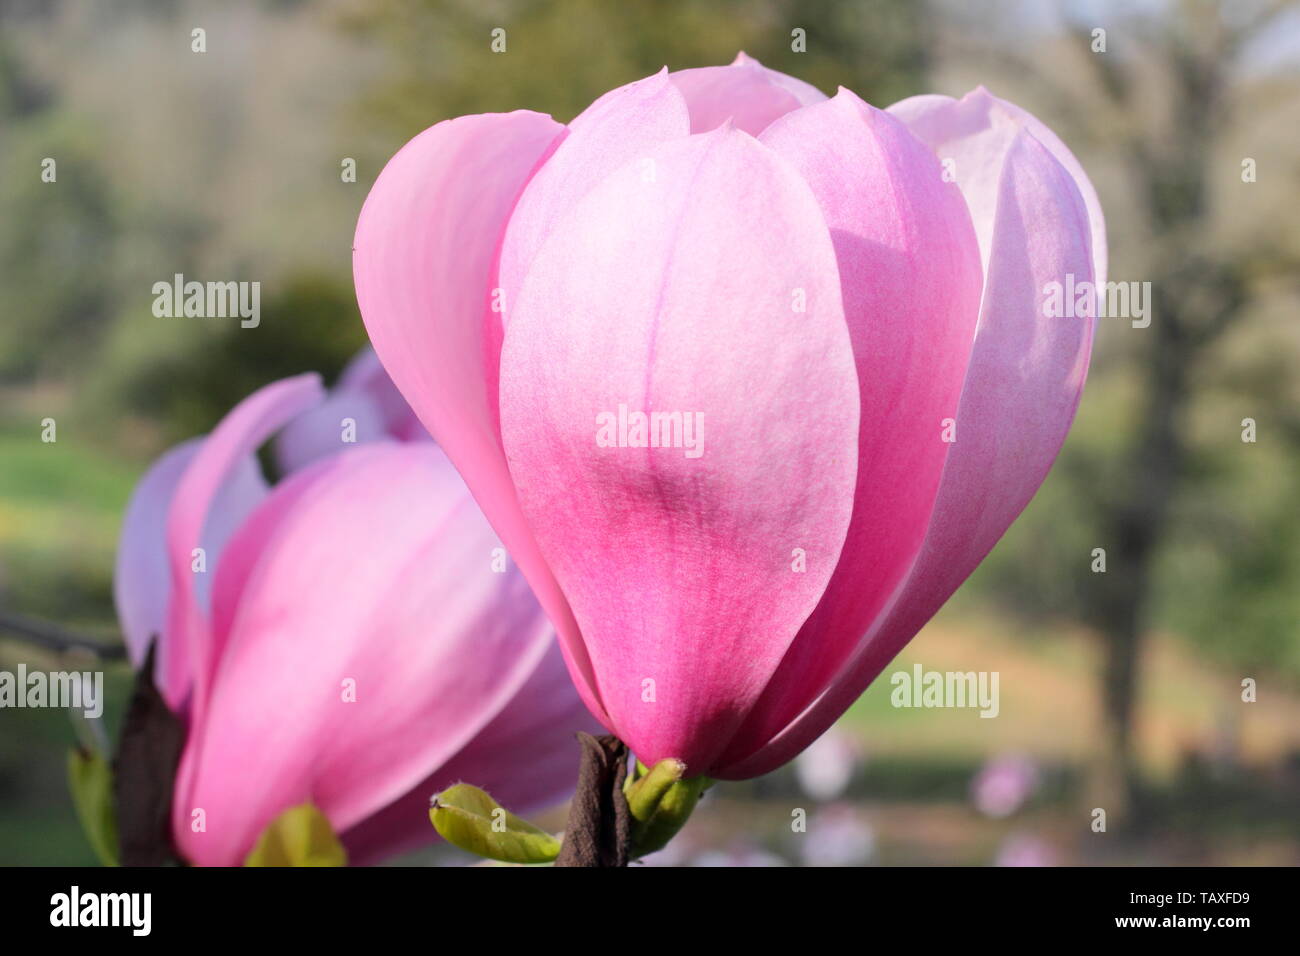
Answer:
[2, 0, 1298, 865]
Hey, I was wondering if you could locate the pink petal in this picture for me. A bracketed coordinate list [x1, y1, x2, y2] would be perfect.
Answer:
[715, 89, 983, 764]
[498, 126, 860, 773]
[274, 387, 388, 474]
[497, 70, 690, 339]
[670, 52, 826, 135]
[340, 634, 601, 865]
[162, 374, 324, 711]
[337, 346, 428, 442]
[274, 348, 431, 473]
[173, 442, 557, 866]
[731, 52, 827, 107]
[720, 126, 1097, 779]
[888, 87, 1107, 285]
[352, 111, 612, 725]
[116, 436, 275, 692]
[115, 439, 202, 672]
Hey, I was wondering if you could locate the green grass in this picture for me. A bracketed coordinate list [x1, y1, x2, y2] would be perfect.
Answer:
[0, 422, 139, 864]
[0, 423, 140, 630]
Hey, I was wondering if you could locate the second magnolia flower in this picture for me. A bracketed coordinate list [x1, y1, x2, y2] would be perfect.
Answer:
[114, 356, 597, 865]
[354, 54, 1105, 779]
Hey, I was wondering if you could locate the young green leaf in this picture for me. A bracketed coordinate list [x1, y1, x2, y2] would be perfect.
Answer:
[429, 783, 561, 864]
[67, 747, 119, 867]
[244, 803, 347, 867]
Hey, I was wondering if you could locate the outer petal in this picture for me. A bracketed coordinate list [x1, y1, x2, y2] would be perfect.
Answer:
[731, 52, 827, 105]
[173, 442, 557, 866]
[115, 439, 268, 677]
[670, 52, 827, 135]
[337, 347, 427, 442]
[274, 388, 387, 474]
[352, 111, 613, 723]
[497, 70, 690, 338]
[721, 128, 1097, 779]
[275, 348, 429, 473]
[114, 439, 202, 671]
[160, 375, 321, 710]
[499, 126, 860, 773]
[888, 87, 1107, 285]
[340, 634, 601, 865]
[715, 89, 983, 764]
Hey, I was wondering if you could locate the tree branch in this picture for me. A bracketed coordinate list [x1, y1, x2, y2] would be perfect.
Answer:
[0, 610, 127, 660]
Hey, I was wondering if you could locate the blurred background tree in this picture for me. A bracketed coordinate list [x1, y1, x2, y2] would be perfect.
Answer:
[934, 0, 1300, 820]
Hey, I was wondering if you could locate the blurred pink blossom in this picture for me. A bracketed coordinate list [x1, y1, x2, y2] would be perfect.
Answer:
[971, 753, 1041, 818]
[114, 370, 597, 865]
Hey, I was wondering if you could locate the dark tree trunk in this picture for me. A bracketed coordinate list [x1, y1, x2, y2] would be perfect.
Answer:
[1092, 289, 1192, 822]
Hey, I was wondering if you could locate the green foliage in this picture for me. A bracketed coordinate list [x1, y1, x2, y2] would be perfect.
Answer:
[67, 748, 118, 866]
[343, 0, 928, 149]
[0, 426, 136, 628]
[1156, 448, 1300, 679]
[244, 803, 348, 867]
[0, 110, 117, 381]
[625, 759, 708, 857]
[112, 272, 367, 443]
[429, 783, 561, 864]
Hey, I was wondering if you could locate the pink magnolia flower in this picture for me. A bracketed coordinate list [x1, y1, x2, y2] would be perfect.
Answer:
[354, 54, 1105, 779]
[114, 370, 596, 866]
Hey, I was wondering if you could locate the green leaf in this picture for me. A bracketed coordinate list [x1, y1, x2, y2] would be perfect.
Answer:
[244, 803, 347, 867]
[67, 747, 119, 867]
[430, 783, 561, 864]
